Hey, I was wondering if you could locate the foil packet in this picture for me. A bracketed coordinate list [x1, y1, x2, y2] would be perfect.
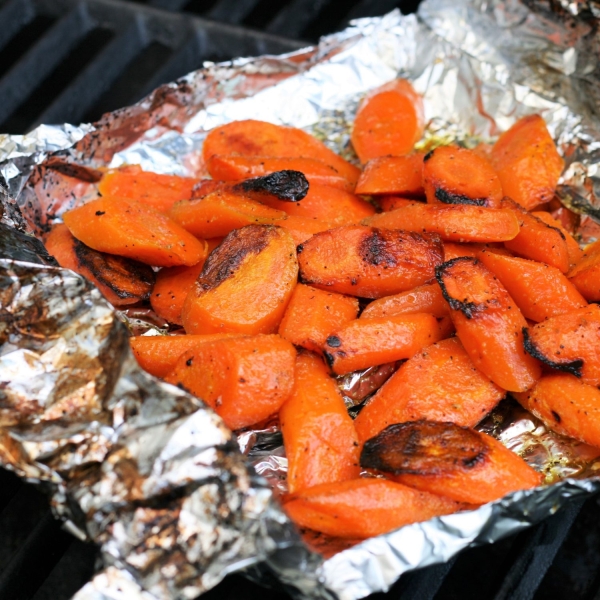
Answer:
[2, 0, 600, 599]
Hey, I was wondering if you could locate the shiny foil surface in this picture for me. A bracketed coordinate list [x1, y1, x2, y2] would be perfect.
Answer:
[2, 0, 600, 598]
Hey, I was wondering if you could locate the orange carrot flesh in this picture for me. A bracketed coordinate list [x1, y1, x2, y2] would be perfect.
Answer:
[353, 338, 505, 442]
[568, 239, 600, 301]
[360, 282, 450, 320]
[97, 165, 197, 213]
[491, 114, 564, 210]
[164, 334, 296, 430]
[283, 478, 462, 539]
[377, 197, 421, 212]
[278, 283, 359, 354]
[442, 242, 483, 260]
[478, 250, 587, 322]
[297, 225, 444, 298]
[532, 211, 584, 268]
[436, 257, 541, 392]
[273, 215, 334, 245]
[354, 154, 425, 196]
[351, 79, 424, 163]
[181, 224, 298, 335]
[63, 197, 208, 267]
[365, 203, 520, 243]
[523, 304, 600, 387]
[423, 146, 502, 208]
[280, 352, 360, 494]
[323, 313, 445, 375]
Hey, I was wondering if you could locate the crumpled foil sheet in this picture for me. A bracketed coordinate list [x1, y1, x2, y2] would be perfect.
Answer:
[3, 0, 600, 599]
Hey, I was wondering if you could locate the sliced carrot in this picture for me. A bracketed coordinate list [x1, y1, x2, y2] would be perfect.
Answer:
[323, 313, 444, 375]
[164, 334, 296, 430]
[273, 215, 333, 245]
[278, 283, 359, 354]
[514, 373, 600, 447]
[479, 250, 587, 322]
[361, 421, 542, 504]
[353, 338, 505, 442]
[532, 210, 583, 268]
[523, 305, 600, 387]
[490, 114, 564, 210]
[280, 352, 360, 494]
[297, 225, 444, 298]
[442, 242, 483, 260]
[377, 197, 421, 212]
[283, 478, 461, 539]
[63, 197, 207, 267]
[423, 146, 502, 208]
[365, 203, 520, 243]
[567, 239, 600, 301]
[45, 223, 155, 306]
[182, 224, 298, 335]
[437, 257, 541, 392]
[360, 282, 450, 320]
[351, 79, 424, 162]
[97, 165, 197, 213]
[354, 154, 425, 196]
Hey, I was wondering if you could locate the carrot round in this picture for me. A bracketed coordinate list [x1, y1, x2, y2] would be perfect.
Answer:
[354, 154, 425, 196]
[568, 239, 600, 301]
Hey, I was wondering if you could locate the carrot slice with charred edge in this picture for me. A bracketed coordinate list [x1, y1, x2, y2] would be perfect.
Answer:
[360, 282, 450, 320]
[164, 334, 296, 430]
[532, 211, 583, 268]
[479, 250, 587, 322]
[354, 154, 425, 196]
[280, 352, 360, 494]
[513, 373, 600, 448]
[490, 114, 564, 211]
[567, 239, 600, 301]
[63, 197, 207, 267]
[283, 478, 462, 539]
[442, 242, 484, 261]
[206, 155, 355, 191]
[97, 165, 197, 213]
[422, 146, 502, 208]
[523, 305, 600, 386]
[323, 313, 444, 375]
[378, 197, 421, 212]
[150, 261, 206, 326]
[202, 119, 360, 184]
[182, 224, 298, 335]
[278, 283, 359, 354]
[364, 204, 520, 243]
[353, 338, 505, 442]
[273, 215, 333, 245]
[130, 333, 242, 378]
[361, 421, 542, 505]
[500, 198, 570, 273]
[436, 257, 541, 392]
[297, 225, 444, 299]
[351, 79, 424, 163]
[45, 224, 155, 306]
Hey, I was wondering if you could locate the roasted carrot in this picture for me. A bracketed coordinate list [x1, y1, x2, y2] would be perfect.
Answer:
[353, 338, 505, 442]
[323, 313, 445, 375]
[297, 225, 444, 298]
[283, 479, 462, 539]
[354, 154, 425, 197]
[478, 250, 587, 322]
[63, 197, 208, 267]
[280, 352, 360, 494]
[351, 79, 424, 162]
[182, 224, 298, 335]
[273, 215, 334, 245]
[164, 334, 296, 430]
[361, 421, 542, 504]
[531, 211, 583, 267]
[45, 223, 155, 306]
[442, 242, 483, 260]
[523, 305, 600, 386]
[377, 197, 421, 212]
[365, 203, 520, 243]
[278, 283, 359, 354]
[490, 114, 564, 210]
[567, 240, 600, 301]
[423, 146, 502, 208]
[436, 257, 541, 392]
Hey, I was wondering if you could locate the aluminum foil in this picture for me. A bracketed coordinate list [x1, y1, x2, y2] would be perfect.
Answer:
[3, 0, 600, 599]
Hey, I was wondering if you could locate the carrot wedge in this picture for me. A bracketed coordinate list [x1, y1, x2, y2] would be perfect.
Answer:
[567, 239, 600, 301]
[364, 204, 520, 243]
[354, 154, 425, 196]
[436, 257, 541, 392]
[532, 211, 583, 268]
[280, 352, 360, 494]
[283, 479, 462, 539]
[353, 338, 505, 442]
[273, 215, 333, 245]
[361, 421, 542, 505]
[378, 197, 421, 212]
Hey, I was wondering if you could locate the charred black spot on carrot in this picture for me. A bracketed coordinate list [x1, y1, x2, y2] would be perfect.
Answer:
[95, 211, 105, 216]
[235, 170, 309, 201]
[436, 257, 485, 319]
[423, 149, 435, 162]
[522, 326, 584, 377]
[326, 335, 342, 348]
[435, 188, 487, 207]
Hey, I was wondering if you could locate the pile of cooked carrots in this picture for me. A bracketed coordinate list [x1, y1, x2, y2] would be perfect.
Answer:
[43, 78, 600, 543]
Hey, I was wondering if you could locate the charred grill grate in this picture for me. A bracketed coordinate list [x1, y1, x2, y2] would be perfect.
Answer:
[1, 0, 600, 598]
